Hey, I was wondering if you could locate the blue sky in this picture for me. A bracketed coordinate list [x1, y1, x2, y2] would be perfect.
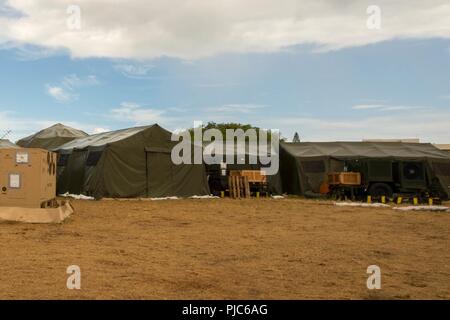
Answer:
[0, 1, 449, 143]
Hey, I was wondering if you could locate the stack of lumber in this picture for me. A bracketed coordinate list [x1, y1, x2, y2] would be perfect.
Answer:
[229, 170, 267, 183]
[228, 175, 251, 199]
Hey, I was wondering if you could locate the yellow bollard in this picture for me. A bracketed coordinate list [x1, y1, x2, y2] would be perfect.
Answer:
[397, 197, 403, 205]
[367, 195, 372, 204]
[381, 196, 386, 204]
[256, 192, 260, 199]
[220, 191, 225, 198]
[413, 197, 419, 206]
[428, 198, 433, 206]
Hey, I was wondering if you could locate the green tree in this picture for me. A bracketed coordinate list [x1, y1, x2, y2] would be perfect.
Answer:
[187, 122, 282, 142]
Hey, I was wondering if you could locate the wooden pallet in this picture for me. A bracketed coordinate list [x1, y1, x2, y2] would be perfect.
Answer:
[228, 175, 251, 199]
[229, 170, 267, 183]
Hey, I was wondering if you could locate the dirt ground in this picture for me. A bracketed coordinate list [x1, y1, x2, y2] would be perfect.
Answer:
[0, 198, 449, 300]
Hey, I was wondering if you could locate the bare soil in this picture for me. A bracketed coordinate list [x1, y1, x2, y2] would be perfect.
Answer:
[0, 198, 449, 300]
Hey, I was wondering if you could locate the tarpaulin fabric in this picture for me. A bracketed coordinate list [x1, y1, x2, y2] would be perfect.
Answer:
[280, 141, 450, 198]
[56, 124, 210, 199]
[57, 126, 148, 151]
[281, 141, 450, 160]
[16, 123, 88, 150]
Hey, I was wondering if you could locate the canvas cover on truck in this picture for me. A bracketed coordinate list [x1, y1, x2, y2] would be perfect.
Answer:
[280, 141, 450, 198]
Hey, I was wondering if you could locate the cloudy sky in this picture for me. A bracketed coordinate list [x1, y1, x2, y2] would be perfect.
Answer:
[0, 0, 450, 142]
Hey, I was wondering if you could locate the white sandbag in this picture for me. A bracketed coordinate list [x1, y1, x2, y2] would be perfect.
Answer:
[150, 196, 179, 201]
[59, 192, 95, 200]
[334, 202, 390, 208]
[189, 195, 220, 199]
[393, 205, 449, 212]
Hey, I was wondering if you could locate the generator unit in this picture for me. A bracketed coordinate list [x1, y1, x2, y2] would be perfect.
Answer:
[0, 148, 56, 207]
[341, 159, 447, 200]
[0, 148, 73, 223]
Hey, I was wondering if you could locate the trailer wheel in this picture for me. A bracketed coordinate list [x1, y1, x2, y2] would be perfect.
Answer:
[368, 183, 393, 197]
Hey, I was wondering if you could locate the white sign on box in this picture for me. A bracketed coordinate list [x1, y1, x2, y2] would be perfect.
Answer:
[9, 173, 21, 188]
[16, 152, 29, 164]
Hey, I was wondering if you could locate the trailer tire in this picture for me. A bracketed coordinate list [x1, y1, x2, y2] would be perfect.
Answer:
[368, 183, 393, 198]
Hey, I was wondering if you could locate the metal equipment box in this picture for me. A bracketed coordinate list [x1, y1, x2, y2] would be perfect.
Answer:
[0, 148, 57, 208]
[328, 172, 362, 186]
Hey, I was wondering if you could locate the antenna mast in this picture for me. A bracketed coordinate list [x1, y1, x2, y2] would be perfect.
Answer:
[0, 129, 12, 140]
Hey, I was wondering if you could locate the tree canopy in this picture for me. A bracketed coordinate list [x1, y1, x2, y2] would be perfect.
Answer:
[187, 122, 283, 141]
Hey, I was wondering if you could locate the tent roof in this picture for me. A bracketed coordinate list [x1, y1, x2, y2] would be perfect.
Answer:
[0, 139, 19, 148]
[17, 123, 88, 144]
[281, 141, 450, 160]
[57, 125, 156, 151]
[434, 144, 450, 151]
[201, 141, 275, 158]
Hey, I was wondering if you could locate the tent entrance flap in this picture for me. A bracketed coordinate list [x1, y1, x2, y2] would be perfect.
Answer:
[145, 147, 211, 197]
[65, 151, 88, 194]
[146, 150, 174, 197]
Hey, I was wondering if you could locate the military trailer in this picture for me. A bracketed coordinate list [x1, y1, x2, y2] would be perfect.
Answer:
[280, 141, 450, 201]
[0, 148, 73, 223]
[339, 158, 446, 198]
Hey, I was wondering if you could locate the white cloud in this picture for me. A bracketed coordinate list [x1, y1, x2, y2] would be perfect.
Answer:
[271, 110, 450, 143]
[3, 103, 450, 144]
[62, 74, 99, 89]
[207, 104, 266, 114]
[110, 102, 167, 125]
[114, 63, 154, 79]
[46, 74, 99, 102]
[352, 104, 429, 111]
[46, 85, 76, 102]
[168, 107, 188, 113]
[1, 1, 450, 59]
[352, 104, 385, 110]
[161, 104, 450, 143]
[92, 127, 110, 134]
[0, 43, 62, 60]
[194, 83, 241, 88]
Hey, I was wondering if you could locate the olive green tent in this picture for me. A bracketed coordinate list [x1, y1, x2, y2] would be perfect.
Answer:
[0, 139, 19, 148]
[16, 123, 88, 150]
[56, 124, 210, 199]
[280, 141, 450, 198]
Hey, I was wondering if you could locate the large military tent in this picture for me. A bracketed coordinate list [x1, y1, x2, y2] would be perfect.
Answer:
[56, 124, 210, 199]
[280, 141, 450, 198]
[16, 123, 88, 150]
[0, 139, 19, 148]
